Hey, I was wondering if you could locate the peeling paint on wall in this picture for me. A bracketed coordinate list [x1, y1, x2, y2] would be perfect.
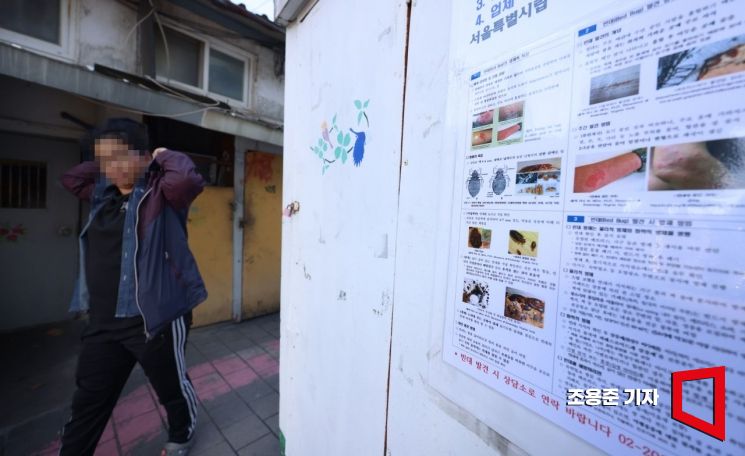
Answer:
[247, 153, 275, 183]
[187, 205, 207, 227]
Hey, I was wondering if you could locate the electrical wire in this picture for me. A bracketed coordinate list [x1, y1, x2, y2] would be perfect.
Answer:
[80, 1, 279, 124]
[150, 0, 171, 83]
[155, 11, 247, 39]
[118, 1, 220, 108]
[146, 3, 227, 109]
[123, 4, 155, 45]
[144, 75, 222, 108]
[74, 94, 220, 119]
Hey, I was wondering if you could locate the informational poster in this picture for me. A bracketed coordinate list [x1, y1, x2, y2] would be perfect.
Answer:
[443, 1, 745, 455]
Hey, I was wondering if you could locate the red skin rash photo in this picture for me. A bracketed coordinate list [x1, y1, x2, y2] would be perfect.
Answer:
[573, 152, 642, 193]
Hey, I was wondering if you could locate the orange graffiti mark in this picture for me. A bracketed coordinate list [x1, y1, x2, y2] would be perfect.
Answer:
[247, 153, 274, 183]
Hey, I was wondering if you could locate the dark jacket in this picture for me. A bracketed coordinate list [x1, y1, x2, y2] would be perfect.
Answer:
[62, 149, 207, 338]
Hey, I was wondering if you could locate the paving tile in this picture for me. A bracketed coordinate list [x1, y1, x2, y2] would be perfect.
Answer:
[264, 374, 280, 392]
[261, 339, 280, 352]
[212, 355, 249, 376]
[237, 433, 280, 456]
[193, 341, 232, 358]
[242, 314, 268, 324]
[244, 354, 279, 378]
[120, 427, 166, 456]
[155, 403, 167, 422]
[5, 409, 66, 456]
[247, 330, 275, 346]
[100, 419, 116, 443]
[120, 369, 148, 396]
[185, 348, 207, 368]
[208, 400, 254, 429]
[189, 419, 225, 455]
[218, 329, 248, 343]
[234, 379, 274, 403]
[248, 393, 279, 420]
[260, 340, 280, 358]
[188, 361, 218, 380]
[259, 321, 279, 333]
[115, 409, 163, 446]
[6, 435, 58, 456]
[187, 331, 214, 344]
[221, 413, 270, 451]
[1, 314, 280, 456]
[7, 408, 66, 439]
[192, 372, 231, 403]
[222, 367, 260, 390]
[94, 438, 120, 455]
[33, 437, 62, 456]
[264, 414, 280, 437]
[234, 346, 266, 362]
[222, 338, 258, 353]
[200, 390, 242, 412]
[112, 386, 156, 424]
[193, 440, 237, 456]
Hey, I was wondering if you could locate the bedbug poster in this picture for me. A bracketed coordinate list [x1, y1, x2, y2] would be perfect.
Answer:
[462, 278, 489, 309]
[466, 169, 484, 197]
[490, 166, 508, 195]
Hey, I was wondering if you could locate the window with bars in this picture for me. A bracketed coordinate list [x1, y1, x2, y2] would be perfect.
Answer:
[0, 160, 47, 209]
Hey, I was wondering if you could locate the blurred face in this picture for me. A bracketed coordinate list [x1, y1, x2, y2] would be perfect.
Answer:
[94, 138, 149, 189]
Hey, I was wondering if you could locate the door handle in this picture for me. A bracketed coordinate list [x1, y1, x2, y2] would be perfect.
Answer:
[57, 225, 73, 237]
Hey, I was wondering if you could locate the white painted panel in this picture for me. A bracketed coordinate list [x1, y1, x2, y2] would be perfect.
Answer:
[389, 0, 620, 455]
[278, 0, 407, 454]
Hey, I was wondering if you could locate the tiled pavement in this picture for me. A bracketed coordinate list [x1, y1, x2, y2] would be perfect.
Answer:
[0, 313, 281, 455]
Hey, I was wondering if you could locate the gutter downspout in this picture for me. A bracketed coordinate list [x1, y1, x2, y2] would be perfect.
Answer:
[232, 146, 246, 322]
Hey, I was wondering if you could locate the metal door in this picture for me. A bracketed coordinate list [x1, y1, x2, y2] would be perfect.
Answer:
[0, 132, 79, 331]
[278, 0, 409, 454]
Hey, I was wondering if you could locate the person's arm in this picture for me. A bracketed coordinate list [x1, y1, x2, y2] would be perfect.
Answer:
[151, 148, 205, 209]
[573, 151, 643, 193]
[649, 142, 729, 190]
[61, 161, 99, 201]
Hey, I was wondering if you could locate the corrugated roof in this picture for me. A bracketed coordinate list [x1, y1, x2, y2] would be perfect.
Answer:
[212, 0, 283, 32]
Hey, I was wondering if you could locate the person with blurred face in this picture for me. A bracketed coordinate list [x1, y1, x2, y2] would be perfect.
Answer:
[59, 118, 207, 456]
[94, 136, 150, 192]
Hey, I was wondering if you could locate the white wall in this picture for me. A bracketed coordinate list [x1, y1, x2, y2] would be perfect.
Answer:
[278, 0, 407, 454]
[280, 0, 636, 455]
[74, 0, 283, 121]
[77, 0, 140, 73]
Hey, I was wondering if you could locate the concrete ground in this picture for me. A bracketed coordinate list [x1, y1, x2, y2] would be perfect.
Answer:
[0, 313, 281, 455]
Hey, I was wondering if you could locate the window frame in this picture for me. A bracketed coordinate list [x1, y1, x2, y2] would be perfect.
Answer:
[0, 0, 76, 62]
[154, 20, 255, 110]
[154, 24, 207, 93]
[206, 41, 253, 108]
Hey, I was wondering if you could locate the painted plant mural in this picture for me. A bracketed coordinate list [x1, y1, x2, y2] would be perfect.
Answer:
[310, 99, 370, 174]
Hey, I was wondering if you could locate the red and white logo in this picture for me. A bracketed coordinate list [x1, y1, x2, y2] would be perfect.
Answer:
[671, 366, 726, 441]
